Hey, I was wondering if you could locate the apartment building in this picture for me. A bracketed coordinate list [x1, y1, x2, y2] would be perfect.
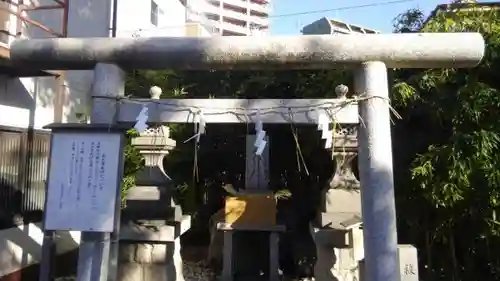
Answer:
[302, 17, 378, 35]
[186, 0, 270, 36]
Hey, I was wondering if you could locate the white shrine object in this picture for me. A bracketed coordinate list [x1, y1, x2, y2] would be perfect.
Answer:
[397, 245, 419, 281]
[118, 86, 191, 281]
[134, 105, 149, 133]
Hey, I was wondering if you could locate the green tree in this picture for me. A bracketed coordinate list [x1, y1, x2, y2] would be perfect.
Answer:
[121, 129, 144, 206]
[392, 5, 500, 281]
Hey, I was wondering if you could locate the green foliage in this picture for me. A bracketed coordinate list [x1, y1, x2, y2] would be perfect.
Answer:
[121, 129, 144, 206]
[392, 8, 425, 33]
[392, 5, 500, 280]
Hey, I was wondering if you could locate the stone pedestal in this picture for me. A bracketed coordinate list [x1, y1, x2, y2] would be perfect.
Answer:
[312, 225, 363, 281]
[118, 219, 191, 281]
[118, 124, 192, 281]
[313, 125, 364, 281]
[218, 223, 284, 281]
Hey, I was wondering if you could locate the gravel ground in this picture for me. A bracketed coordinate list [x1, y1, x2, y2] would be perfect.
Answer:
[183, 260, 215, 281]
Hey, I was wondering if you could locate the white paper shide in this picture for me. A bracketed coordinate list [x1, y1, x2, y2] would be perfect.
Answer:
[44, 132, 122, 232]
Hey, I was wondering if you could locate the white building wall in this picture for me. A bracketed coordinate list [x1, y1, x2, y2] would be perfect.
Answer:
[116, 0, 188, 37]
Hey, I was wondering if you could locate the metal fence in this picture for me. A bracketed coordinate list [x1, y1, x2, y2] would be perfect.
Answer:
[0, 126, 51, 228]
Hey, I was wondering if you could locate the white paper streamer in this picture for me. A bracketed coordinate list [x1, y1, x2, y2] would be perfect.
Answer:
[134, 105, 149, 133]
[318, 112, 328, 131]
[254, 130, 266, 147]
[321, 126, 330, 140]
[324, 134, 333, 149]
[256, 140, 267, 156]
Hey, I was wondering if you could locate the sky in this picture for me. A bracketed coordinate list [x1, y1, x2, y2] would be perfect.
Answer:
[270, 0, 449, 34]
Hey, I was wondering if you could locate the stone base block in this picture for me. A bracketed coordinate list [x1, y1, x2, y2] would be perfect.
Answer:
[120, 215, 191, 242]
[312, 227, 350, 248]
[118, 238, 184, 281]
[119, 243, 173, 264]
[322, 189, 361, 214]
[317, 212, 362, 229]
[313, 246, 361, 281]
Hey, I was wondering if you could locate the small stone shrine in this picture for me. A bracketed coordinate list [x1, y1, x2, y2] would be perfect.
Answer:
[117, 91, 191, 281]
[209, 130, 285, 281]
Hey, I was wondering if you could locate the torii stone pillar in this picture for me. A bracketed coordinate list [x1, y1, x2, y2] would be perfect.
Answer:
[9, 34, 485, 281]
[355, 61, 397, 281]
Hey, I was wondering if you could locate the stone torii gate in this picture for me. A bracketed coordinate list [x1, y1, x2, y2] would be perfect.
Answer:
[10, 33, 484, 281]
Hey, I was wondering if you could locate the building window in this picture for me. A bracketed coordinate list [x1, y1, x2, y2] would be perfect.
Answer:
[151, 0, 159, 26]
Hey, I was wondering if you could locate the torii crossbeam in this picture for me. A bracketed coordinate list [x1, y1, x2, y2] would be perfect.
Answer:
[10, 34, 484, 281]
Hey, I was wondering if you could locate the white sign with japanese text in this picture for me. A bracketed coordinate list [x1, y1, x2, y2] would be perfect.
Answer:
[44, 132, 122, 232]
[397, 245, 419, 281]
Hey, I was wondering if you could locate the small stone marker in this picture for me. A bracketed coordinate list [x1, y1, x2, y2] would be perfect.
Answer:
[397, 245, 419, 281]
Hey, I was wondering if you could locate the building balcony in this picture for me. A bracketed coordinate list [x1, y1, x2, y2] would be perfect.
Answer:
[116, 21, 213, 38]
[206, 19, 248, 35]
[221, 8, 268, 27]
[249, 3, 269, 15]
[302, 17, 379, 35]
[247, 13, 268, 27]
[209, 0, 270, 15]
[203, 3, 268, 28]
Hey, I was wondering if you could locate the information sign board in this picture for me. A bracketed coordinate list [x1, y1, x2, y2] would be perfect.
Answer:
[44, 132, 122, 232]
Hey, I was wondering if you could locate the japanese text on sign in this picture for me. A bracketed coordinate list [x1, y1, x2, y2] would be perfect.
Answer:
[44, 132, 122, 232]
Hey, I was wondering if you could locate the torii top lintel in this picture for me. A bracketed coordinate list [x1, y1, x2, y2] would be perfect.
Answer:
[10, 33, 484, 70]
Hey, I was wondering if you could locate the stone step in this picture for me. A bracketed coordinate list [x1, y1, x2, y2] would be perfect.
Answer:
[120, 215, 191, 242]
[125, 185, 174, 202]
[121, 203, 183, 222]
[316, 212, 362, 229]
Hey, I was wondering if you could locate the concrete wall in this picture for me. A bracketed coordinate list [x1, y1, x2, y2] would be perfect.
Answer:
[0, 223, 80, 278]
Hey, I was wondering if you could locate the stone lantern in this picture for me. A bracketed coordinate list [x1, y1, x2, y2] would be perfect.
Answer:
[118, 86, 191, 281]
[312, 85, 364, 281]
